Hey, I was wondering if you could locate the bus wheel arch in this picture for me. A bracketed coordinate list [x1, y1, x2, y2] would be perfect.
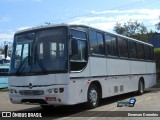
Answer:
[137, 77, 145, 95]
[86, 81, 102, 109]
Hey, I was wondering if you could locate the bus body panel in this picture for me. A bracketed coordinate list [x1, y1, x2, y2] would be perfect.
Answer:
[9, 73, 70, 86]
[130, 61, 147, 74]
[89, 57, 107, 76]
[107, 58, 130, 75]
[146, 62, 156, 73]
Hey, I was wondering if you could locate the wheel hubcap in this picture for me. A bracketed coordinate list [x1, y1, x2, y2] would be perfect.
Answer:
[89, 89, 97, 105]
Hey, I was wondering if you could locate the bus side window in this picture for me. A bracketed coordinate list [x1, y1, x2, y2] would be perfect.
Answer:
[89, 30, 105, 55]
[137, 43, 145, 60]
[145, 45, 151, 60]
[97, 32, 105, 55]
[118, 38, 128, 58]
[129, 41, 137, 59]
[105, 34, 118, 56]
[150, 47, 155, 61]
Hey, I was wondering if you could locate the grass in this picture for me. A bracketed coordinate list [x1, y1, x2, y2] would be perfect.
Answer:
[0, 88, 8, 91]
[153, 81, 160, 88]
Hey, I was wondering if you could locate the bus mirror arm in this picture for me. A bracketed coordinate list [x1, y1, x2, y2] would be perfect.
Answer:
[71, 38, 78, 55]
[4, 45, 8, 59]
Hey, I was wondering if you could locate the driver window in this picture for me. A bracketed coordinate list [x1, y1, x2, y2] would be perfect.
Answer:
[70, 29, 87, 71]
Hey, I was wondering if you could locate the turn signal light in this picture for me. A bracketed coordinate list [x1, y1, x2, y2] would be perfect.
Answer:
[59, 88, 64, 93]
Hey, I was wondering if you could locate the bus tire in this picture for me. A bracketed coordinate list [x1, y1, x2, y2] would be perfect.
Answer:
[87, 84, 99, 109]
[137, 80, 144, 95]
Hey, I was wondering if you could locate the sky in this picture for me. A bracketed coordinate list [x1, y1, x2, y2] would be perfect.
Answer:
[0, 0, 160, 45]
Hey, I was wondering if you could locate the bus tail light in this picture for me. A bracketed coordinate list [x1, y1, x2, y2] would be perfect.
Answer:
[59, 88, 64, 93]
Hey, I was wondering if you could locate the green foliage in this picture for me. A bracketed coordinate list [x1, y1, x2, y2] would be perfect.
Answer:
[154, 48, 160, 62]
[155, 16, 160, 30]
[113, 20, 154, 41]
[155, 49, 160, 70]
[154, 48, 160, 81]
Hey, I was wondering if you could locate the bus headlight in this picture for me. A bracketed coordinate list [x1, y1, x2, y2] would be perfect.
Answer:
[47, 88, 64, 94]
[9, 89, 17, 94]
[10, 89, 14, 94]
[54, 88, 58, 93]
[14, 90, 17, 94]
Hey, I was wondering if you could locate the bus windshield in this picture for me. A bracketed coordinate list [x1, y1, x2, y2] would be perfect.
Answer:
[10, 27, 68, 75]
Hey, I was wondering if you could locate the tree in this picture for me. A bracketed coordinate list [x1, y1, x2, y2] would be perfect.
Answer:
[155, 16, 160, 30]
[113, 20, 153, 41]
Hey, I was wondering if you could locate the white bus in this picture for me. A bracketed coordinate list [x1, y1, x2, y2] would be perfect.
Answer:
[8, 24, 156, 108]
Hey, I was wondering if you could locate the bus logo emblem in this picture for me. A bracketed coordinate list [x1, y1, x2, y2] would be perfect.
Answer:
[29, 83, 33, 89]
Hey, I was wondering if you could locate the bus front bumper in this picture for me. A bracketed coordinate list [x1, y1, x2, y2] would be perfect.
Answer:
[9, 85, 72, 105]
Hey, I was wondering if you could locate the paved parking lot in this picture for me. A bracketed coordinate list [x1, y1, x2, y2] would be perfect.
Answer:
[0, 88, 160, 120]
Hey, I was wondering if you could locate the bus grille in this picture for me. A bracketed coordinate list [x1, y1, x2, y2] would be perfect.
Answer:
[19, 90, 44, 95]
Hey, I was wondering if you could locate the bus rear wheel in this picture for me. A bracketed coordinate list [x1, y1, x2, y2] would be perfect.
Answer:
[87, 84, 99, 109]
[137, 80, 144, 95]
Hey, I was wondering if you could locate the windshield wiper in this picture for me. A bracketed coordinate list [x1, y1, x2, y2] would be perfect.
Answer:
[16, 57, 28, 75]
[35, 46, 47, 74]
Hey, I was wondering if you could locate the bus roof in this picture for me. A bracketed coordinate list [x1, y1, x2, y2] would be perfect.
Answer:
[70, 24, 153, 47]
[15, 23, 153, 47]
[15, 23, 69, 34]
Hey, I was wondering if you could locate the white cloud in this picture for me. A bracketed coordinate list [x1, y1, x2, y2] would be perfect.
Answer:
[0, 33, 14, 39]
[0, 26, 32, 43]
[91, 9, 160, 15]
[91, 10, 137, 14]
[0, 17, 10, 22]
[68, 9, 160, 31]
[91, 22, 116, 31]
[17, 26, 31, 31]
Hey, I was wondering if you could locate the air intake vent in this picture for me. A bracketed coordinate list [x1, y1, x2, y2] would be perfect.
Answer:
[120, 85, 123, 92]
[114, 86, 118, 93]
[19, 90, 44, 95]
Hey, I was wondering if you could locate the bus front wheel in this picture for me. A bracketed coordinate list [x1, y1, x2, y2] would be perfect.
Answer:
[87, 84, 99, 109]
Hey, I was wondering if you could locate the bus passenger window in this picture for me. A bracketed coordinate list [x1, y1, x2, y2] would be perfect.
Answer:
[145, 45, 151, 60]
[150, 47, 155, 60]
[129, 41, 137, 59]
[97, 33, 105, 55]
[137, 43, 145, 59]
[89, 30, 105, 55]
[118, 38, 128, 58]
[105, 35, 118, 56]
